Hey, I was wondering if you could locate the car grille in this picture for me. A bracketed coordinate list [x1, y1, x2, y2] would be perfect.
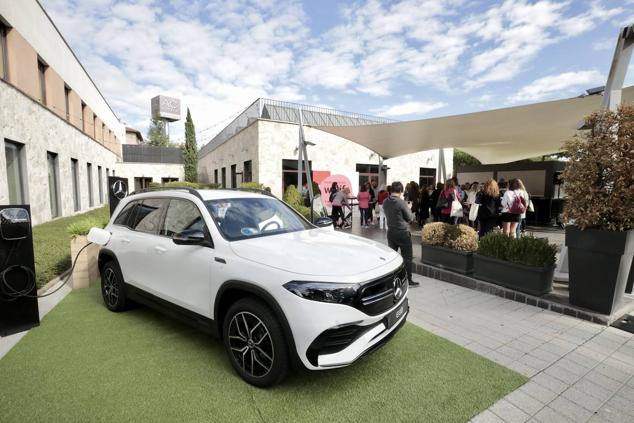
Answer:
[354, 264, 408, 316]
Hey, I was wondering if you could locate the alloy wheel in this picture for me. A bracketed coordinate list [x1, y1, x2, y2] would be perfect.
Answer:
[103, 267, 119, 307]
[228, 311, 274, 377]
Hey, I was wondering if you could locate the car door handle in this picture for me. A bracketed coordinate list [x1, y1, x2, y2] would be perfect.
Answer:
[154, 246, 167, 254]
[120, 238, 130, 244]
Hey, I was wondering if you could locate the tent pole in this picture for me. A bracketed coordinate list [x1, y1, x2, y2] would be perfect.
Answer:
[297, 110, 303, 190]
[298, 109, 315, 222]
[602, 25, 634, 112]
[378, 156, 384, 188]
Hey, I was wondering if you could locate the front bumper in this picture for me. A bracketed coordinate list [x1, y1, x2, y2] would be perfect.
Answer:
[312, 297, 409, 368]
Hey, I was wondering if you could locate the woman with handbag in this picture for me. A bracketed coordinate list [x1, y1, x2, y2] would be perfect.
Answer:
[476, 179, 501, 237]
[439, 179, 461, 224]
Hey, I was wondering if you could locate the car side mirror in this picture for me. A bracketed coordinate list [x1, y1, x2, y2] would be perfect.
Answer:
[173, 229, 206, 245]
[314, 217, 333, 228]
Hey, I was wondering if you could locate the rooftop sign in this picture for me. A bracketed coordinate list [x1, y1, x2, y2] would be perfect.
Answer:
[151, 95, 181, 122]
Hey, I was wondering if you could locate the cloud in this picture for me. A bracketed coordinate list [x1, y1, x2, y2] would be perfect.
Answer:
[508, 70, 604, 103]
[592, 38, 614, 51]
[372, 101, 447, 117]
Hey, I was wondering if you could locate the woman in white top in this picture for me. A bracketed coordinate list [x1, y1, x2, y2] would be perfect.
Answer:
[500, 179, 527, 238]
[515, 179, 529, 238]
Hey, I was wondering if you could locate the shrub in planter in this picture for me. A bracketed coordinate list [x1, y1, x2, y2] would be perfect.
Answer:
[475, 233, 556, 296]
[283, 185, 313, 221]
[421, 223, 478, 274]
[561, 106, 634, 314]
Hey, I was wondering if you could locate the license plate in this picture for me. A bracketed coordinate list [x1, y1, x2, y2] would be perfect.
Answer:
[386, 298, 408, 329]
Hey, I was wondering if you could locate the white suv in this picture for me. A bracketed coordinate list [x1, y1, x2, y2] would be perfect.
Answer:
[94, 188, 408, 387]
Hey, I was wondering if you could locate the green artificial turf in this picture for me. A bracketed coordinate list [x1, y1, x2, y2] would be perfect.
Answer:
[0, 286, 526, 423]
[32, 206, 109, 288]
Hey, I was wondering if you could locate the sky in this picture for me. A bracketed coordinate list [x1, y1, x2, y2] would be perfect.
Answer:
[42, 0, 634, 146]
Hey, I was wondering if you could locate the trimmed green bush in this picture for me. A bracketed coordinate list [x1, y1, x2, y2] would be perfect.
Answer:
[478, 233, 556, 268]
[283, 184, 313, 221]
[240, 182, 271, 192]
[421, 222, 478, 252]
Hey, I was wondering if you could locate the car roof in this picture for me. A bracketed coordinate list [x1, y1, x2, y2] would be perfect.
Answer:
[126, 189, 272, 202]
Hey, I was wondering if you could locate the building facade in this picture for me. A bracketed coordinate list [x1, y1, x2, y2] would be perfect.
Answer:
[198, 99, 452, 199]
[0, 0, 183, 224]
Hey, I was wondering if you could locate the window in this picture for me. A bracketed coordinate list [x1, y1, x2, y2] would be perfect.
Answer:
[419, 167, 436, 189]
[87, 162, 94, 207]
[0, 22, 8, 80]
[161, 199, 206, 237]
[47, 152, 60, 217]
[205, 197, 311, 241]
[230, 164, 237, 188]
[97, 165, 103, 203]
[243, 160, 252, 183]
[134, 177, 152, 191]
[102, 123, 106, 142]
[161, 177, 178, 183]
[129, 198, 167, 234]
[214, 169, 218, 185]
[92, 113, 96, 138]
[64, 85, 71, 121]
[282, 159, 312, 193]
[113, 201, 137, 227]
[81, 102, 86, 131]
[37, 59, 47, 105]
[5, 140, 26, 204]
[71, 158, 80, 211]
[221, 167, 226, 188]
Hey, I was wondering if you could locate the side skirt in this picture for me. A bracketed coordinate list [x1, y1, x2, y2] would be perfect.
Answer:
[124, 283, 219, 338]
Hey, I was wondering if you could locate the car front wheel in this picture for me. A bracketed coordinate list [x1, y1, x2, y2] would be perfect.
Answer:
[100, 261, 128, 312]
[223, 297, 289, 387]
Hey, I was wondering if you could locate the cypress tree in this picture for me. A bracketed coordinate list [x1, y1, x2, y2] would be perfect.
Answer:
[183, 108, 198, 182]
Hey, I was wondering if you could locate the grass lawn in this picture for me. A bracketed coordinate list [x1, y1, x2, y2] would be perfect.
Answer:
[32, 206, 109, 288]
[0, 286, 526, 423]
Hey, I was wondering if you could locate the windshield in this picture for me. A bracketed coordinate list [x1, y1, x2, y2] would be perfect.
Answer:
[205, 197, 313, 241]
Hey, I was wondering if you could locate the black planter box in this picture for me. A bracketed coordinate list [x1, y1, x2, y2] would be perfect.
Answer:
[473, 254, 554, 296]
[566, 226, 634, 315]
[421, 244, 474, 275]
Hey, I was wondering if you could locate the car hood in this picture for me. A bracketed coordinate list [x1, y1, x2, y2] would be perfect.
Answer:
[229, 228, 400, 276]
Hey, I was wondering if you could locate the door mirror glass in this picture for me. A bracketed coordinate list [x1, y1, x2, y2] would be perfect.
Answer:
[172, 229, 206, 245]
[314, 217, 333, 228]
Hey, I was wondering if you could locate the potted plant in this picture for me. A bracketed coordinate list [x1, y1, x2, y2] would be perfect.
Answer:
[474, 233, 557, 296]
[561, 106, 634, 314]
[67, 217, 107, 289]
[421, 223, 478, 274]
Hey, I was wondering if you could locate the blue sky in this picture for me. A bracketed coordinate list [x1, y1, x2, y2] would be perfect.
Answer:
[42, 0, 634, 145]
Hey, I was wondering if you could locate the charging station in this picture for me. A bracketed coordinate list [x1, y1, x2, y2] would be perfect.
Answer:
[0, 205, 40, 336]
[108, 176, 129, 215]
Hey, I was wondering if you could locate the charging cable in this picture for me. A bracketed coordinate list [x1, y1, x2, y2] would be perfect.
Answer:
[0, 240, 93, 301]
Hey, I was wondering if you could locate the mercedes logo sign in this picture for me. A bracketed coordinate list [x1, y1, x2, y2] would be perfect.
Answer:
[393, 277, 404, 300]
[112, 180, 128, 200]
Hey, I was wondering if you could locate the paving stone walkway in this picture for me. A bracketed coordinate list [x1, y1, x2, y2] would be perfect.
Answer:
[407, 274, 634, 423]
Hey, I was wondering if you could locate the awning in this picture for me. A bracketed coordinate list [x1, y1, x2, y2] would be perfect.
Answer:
[315, 86, 634, 164]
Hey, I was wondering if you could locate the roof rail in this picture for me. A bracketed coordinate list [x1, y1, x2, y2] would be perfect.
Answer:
[129, 186, 204, 201]
[221, 188, 277, 198]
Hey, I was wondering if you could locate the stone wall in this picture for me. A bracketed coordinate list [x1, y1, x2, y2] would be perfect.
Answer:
[114, 162, 185, 191]
[0, 80, 119, 224]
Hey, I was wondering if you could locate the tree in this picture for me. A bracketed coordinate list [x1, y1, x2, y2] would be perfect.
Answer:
[453, 149, 481, 173]
[147, 116, 170, 147]
[183, 108, 198, 183]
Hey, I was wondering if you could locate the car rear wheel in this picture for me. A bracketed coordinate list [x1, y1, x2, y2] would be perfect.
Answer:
[100, 261, 128, 312]
[223, 297, 289, 387]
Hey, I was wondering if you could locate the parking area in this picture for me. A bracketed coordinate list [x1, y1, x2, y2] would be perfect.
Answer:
[407, 274, 634, 422]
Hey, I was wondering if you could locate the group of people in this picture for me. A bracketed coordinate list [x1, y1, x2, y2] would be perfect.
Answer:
[399, 177, 530, 239]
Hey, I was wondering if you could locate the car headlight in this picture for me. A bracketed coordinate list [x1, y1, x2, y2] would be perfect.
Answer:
[283, 281, 360, 305]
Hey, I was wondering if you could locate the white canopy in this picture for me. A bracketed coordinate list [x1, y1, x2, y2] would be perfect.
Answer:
[315, 86, 634, 164]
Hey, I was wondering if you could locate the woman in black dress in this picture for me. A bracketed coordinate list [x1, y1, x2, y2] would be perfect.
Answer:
[476, 179, 501, 237]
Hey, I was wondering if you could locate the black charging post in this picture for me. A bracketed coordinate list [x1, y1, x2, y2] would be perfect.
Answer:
[0, 205, 40, 336]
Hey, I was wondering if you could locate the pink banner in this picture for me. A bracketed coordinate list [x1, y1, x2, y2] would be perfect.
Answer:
[319, 174, 353, 207]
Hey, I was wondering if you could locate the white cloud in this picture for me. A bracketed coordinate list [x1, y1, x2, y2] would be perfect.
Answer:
[508, 70, 604, 103]
[592, 38, 614, 51]
[372, 101, 447, 117]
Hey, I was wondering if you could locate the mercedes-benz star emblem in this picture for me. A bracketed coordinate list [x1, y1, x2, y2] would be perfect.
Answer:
[393, 277, 404, 300]
[112, 180, 128, 200]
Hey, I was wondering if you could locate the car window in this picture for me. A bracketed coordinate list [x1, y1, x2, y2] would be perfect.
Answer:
[113, 201, 137, 227]
[130, 198, 168, 234]
[205, 197, 312, 241]
[161, 199, 206, 237]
